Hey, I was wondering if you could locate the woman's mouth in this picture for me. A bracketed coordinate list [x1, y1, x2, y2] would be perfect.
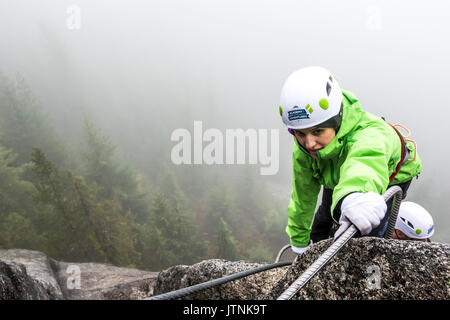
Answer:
[308, 148, 323, 158]
[308, 148, 323, 154]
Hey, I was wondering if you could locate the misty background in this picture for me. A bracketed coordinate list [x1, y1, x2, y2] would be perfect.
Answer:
[0, 0, 448, 270]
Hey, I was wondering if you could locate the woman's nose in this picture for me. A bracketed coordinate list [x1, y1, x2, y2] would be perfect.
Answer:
[304, 134, 317, 149]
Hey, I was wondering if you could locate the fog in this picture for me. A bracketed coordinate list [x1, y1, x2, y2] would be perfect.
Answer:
[1, 0, 448, 242]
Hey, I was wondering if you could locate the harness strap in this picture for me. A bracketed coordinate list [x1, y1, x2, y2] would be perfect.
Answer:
[389, 124, 408, 183]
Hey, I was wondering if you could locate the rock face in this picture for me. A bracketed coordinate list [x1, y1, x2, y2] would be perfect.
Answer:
[153, 259, 290, 299]
[0, 260, 56, 299]
[153, 238, 449, 300]
[55, 261, 157, 300]
[0, 249, 63, 299]
[267, 238, 449, 299]
[1, 238, 449, 300]
[0, 249, 158, 300]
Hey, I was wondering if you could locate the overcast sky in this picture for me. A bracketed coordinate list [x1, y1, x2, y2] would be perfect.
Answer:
[1, 0, 449, 242]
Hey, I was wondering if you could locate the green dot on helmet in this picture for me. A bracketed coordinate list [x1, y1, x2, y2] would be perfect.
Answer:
[416, 229, 422, 235]
[279, 105, 283, 116]
[319, 98, 329, 110]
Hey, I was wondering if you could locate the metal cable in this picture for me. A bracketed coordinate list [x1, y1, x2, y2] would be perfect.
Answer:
[277, 186, 403, 300]
[275, 244, 292, 263]
[145, 260, 292, 300]
[276, 224, 357, 300]
[383, 186, 403, 239]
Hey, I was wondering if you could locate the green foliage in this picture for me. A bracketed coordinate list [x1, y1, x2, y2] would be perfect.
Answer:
[0, 146, 35, 219]
[0, 212, 44, 250]
[204, 183, 236, 235]
[80, 116, 117, 195]
[143, 191, 207, 270]
[0, 231, 10, 248]
[0, 146, 43, 251]
[0, 73, 291, 271]
[263, 208, 289, 248]
[215, 218, 240, 261]
[30, 147, 139, 266]
[246, 244, 274, 263]
[157, 164, 189, 210]
[0, 74, 68, 167]
[80, 116, 151, 223]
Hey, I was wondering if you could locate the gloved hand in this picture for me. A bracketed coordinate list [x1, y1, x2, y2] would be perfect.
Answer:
[291, 240, 313, 255]
[291, 244, 309, 255]
[334, 192, 387, 239]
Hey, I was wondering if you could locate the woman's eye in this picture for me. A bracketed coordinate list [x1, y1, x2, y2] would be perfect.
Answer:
[294, 131, 305, 136]
[313, 129, 323, 135]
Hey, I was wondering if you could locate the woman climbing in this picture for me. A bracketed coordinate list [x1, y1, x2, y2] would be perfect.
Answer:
[278, 66, 422, 254]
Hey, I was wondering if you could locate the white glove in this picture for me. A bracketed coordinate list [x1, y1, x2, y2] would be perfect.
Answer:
[291, 239, 312, 254]
[291, 243, 310, 255]
[334, 192, 387, 239]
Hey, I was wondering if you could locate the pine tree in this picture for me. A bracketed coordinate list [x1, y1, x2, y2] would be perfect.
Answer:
[0, 74, 68, 167]
[71, 173, 140, 267]
[0, 146, 36, 222]
[30, 147, 95, 260]
[0, 212, 43, 250]
[158, 165, 189, 211]
[215, 218, 240, 261]
[81, 116, 118, 197]
[0, 145, 42, 251]
[80, 116, 150, 223]
[0, 231, 9, 248]
[30, 147, 139, 266]
[143, 191, 207, 270]
[203, 183, 236, 239]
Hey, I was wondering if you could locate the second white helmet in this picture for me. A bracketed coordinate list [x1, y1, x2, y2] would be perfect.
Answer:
[279, 66, 343, 129]
[395, 201, 435, 240]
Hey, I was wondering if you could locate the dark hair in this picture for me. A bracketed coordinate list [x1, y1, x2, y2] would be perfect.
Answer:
[288, 103, 343, 135]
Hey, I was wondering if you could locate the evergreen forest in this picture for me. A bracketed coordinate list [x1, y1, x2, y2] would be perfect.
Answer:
[0, 74, 289, 270]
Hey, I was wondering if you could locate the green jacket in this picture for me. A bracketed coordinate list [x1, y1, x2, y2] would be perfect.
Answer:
[287, 90, 422, 248]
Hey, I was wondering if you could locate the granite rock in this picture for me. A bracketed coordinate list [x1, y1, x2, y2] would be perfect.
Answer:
[266, 237, 449, 300]
[0, 249, 63, 299]
[0, 249, 158, 300]
[152, 238, 449, 300]
[153, 259, 289, 299]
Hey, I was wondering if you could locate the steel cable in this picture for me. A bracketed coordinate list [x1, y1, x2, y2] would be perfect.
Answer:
[145, 261, 292, 300]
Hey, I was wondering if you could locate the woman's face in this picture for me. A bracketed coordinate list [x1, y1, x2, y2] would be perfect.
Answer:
[293, 127, 336, 159]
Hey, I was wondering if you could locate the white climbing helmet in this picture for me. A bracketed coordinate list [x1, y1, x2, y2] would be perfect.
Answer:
[395, 201, 435, 239]
[279, 66, 343, 129]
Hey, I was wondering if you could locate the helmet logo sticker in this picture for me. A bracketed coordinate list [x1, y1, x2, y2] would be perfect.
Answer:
[279, 105, 283, 116]
[288, 106, 310, 121]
